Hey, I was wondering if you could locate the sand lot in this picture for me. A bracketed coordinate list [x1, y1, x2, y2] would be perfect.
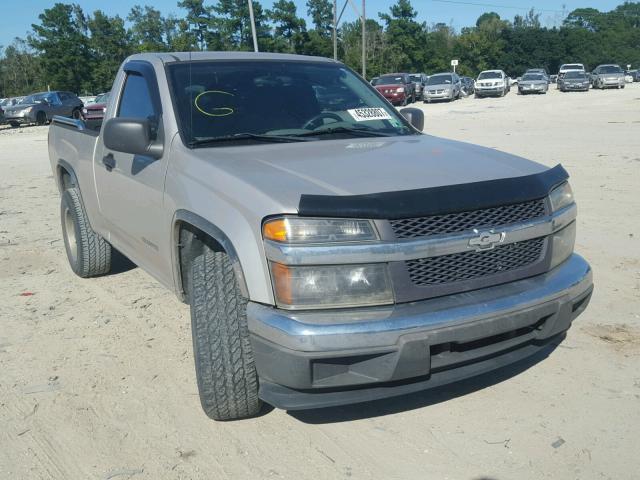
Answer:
[1, 84, 639, 480]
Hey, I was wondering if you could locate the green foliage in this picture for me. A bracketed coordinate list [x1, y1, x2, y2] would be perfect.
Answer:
[269, 0, 307, 52]
[28, 3, 91, 93]
[0, 39, 44, 96]
[87, 11, 132, 93]
[1, 0, 639, 97]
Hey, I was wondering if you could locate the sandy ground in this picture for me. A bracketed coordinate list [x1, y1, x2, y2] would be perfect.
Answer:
[1, 84, 639, 480]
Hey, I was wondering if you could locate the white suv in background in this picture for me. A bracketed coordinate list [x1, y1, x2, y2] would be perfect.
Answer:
[475, 70, 510, 98]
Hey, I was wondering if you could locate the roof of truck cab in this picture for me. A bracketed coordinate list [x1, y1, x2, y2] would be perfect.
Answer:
[126, 51, 339, 64]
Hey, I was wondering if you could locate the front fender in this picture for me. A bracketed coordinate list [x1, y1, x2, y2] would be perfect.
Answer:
[172, 210, 249, 299]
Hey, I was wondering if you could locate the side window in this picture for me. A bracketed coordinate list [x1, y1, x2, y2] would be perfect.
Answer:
[118, 73, 156, 120]
[47, 93, 62, 105]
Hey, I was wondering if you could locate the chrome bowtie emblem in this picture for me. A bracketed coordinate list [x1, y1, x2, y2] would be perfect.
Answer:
[468, 230, 506, 251]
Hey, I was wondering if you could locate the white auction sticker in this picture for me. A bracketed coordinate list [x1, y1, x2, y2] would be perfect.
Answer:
[347, 107, 393, 122]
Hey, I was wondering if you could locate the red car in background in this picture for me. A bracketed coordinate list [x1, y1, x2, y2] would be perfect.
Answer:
[82, 92, 110, 128]
[372, 73, 416, 106]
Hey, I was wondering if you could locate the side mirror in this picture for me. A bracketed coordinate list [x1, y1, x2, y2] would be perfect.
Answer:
[399, 107, 424, 132]
[103, 117, 163, 158]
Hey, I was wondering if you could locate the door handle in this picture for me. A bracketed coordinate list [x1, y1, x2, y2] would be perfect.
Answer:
[102, 154, 116, 172]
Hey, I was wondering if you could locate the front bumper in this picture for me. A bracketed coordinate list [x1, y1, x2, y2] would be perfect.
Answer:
[600, 78, 624, 87]
[249, 254, 592, 410]
[4, 112, 34, 124]
[425, 90, 453, 100]
[380, 92, 406, 104]
[519, 85, 546, 93]
[562, 83, 589, 91]
[475, 87, 504, 96]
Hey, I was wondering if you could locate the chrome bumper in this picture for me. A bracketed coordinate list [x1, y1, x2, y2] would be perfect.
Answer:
[247, 255, 593, 409]
[249, 254, 591, 352]
[250, 254, 592, 408]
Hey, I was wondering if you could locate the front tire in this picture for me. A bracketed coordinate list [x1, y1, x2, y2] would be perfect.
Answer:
[190, 248, 261, 421]
[61, 187, 112, 277]
[36, 111, 47, 125]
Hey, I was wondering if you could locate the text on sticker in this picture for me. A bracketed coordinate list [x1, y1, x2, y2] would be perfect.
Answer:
[347, 108, 393, 122]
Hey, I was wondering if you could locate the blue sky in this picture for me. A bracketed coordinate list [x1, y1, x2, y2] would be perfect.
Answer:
[0, 0, 623, 48]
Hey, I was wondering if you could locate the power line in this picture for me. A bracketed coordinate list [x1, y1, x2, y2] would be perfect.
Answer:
[430, 0, 565, 14]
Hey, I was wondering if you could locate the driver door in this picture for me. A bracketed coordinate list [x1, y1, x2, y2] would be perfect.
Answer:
[93, 63, 171, 283]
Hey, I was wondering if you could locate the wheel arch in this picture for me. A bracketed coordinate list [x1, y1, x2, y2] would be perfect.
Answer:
[56, 159, 79, 193]
[172, 210, 249, 303]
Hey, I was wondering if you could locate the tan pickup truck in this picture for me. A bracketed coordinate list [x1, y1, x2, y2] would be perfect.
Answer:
[49, 52, 593, 420]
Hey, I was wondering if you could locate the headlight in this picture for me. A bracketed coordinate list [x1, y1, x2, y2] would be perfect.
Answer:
[263, 217, 378, 244]
[549, 182, 574, 212]
[550, 222, 576, 269]
[396, 87, 405, 93]
[20, 107, 33, 115]
[270, 262, 393, 309]
[82, 108, 88, 114]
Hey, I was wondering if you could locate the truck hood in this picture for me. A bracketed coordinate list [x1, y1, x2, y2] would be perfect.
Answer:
[190, 134, 547, 213]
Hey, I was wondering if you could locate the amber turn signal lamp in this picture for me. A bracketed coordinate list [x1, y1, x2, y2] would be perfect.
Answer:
[270, 262, 293, 305]
[263, 218, 288, 242]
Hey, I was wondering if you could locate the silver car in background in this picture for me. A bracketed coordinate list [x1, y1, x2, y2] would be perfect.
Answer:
[518, 73, 549, 94]
[2, 91, 83, 127]
[423, 72, 461, 103]
[591, 64, 626, 89]
[558, 70, 590, 92]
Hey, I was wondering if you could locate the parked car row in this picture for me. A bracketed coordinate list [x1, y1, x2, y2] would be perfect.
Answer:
[0, 91, 84, 128]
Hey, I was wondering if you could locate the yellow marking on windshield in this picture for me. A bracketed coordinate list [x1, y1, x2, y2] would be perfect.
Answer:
[194, 90, 235, 117]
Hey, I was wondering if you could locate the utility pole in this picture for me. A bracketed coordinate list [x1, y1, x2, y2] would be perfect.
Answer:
[333, 0, 338, 60]
[361, 0, 366, 78]
[248, 0, 259, 52]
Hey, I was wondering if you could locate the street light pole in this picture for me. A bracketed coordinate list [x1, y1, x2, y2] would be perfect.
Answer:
[248, 0, 259, 52]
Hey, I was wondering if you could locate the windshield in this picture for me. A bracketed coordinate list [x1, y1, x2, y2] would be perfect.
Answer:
[167, 61, 414, 146]
[561, 64, 583, 71]
[409, 74, 422, 82]
[427, 74, 452, 85]
[600, 65, 622, 74]
[21, 92, 54, 104]
[478, 71, 501, 80]
[522, 74, 543, 81]
[94, 92, 110, 104]
[565, 71, 586, 79]
[377, 75, 404, 85]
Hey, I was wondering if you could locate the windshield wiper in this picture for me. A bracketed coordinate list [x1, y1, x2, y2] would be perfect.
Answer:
[291, 126, 394, 138]
[188, 132, 309, 147]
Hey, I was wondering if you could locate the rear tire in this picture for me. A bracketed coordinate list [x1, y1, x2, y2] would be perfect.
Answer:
[61, 187, 112, 277]
[190, 248, 261, 421]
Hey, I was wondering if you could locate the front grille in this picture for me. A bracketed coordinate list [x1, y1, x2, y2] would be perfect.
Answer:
[390, 199, 547, 239]
[406, 237, 545, 286]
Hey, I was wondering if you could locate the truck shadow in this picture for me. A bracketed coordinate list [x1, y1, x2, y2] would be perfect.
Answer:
[109, 249, 137, 274]
[287, 338, 562, 424]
